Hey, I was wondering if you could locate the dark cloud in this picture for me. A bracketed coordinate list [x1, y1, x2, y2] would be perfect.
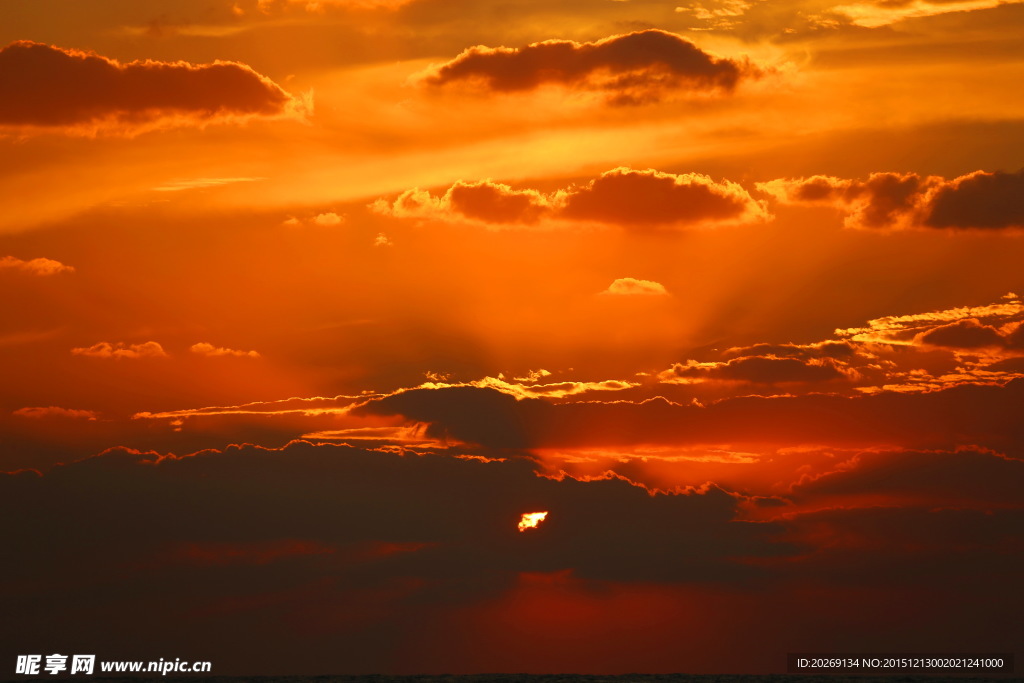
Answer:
[0, 440, 787, 671]
[0, 41, 304, 133]
[446, 180, 552, 224]
[418, 29, 763, 104]
[722, 340, 860, 360]
[560, 168, 767, 227]
[355, 378, 1024, 451]
[791, 446, 1024, 507]
[354, 385, 538, 448]
[759, 169, 1024, 230]
[1, 440, 783, 582]
[376, 167, 768, 228]
[666, 356, 853, 384]
[1006, 321, 1024, 348]
[758, 171, 925, 229]
[772, 505, 1024, 604]
[915, 318, 1007, 350]
[854, 172, 927, 228]
[925, 168, 1024, 229]
[986, 355, 1024, 373]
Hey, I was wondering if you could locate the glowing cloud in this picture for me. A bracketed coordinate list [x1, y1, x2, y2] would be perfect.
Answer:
[0, 256, 73, 275]
[375, 168, 768, 228]
[13, 406, 98, 420]
[377, 180, 554, 225]
[190, 342, 261, 359]
[831, 0, 1015, 28]
[836, 298, 1024, 343]
[71, 341, 168, 359]
[603, 278, 669, 296]
[152, 177, 265, 192]
[253, 0, 414, 12]
[661, 356, 854, 384]
[518, 511, 549, 532]
[313, 212, 344, 226]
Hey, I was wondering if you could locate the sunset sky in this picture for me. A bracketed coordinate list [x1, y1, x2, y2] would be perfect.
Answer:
[2, 0, 1023, 676]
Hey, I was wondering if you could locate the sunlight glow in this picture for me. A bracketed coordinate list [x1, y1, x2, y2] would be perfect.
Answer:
[518, 511, 549, 532]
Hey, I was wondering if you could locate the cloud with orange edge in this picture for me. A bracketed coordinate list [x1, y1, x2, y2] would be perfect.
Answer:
[0, 255, 74, 275]
[0, 41, 307, 135]
[417, 29, 765, 105]
[836, 295, 1024, 344]
[252, 0, 414, 12]
[312, 212, 345, 226]
[190, 342, 261, 359]
[758, 169, 1024, 230]
[831, 0, 1021, 28]
[563, 168, 767, 227]
[602, 278, 669, 296]
[375, 168, 768, 228]
[71, 341, 168, 359]
[376, 180, 554, 225]
[13, 406, 99, 420]
[660, 356, 856, 385]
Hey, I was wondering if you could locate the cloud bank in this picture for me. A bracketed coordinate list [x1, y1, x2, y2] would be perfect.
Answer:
[417, 30, 764, 104]
[0, 41, 306, 134]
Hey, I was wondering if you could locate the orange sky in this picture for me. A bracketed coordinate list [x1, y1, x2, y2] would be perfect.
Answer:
[2, 0, 1023, 676]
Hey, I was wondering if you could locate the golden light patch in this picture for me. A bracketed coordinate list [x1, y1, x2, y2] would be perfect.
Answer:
[518, 511, 549, 532]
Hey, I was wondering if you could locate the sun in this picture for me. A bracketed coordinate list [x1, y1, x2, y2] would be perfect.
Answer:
[518, 511, 549, 532]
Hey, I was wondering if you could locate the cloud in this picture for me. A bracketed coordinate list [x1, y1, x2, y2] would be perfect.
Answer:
[374, 233, 393, 247]
[1008, 322, 1024, 349]
[561, 168, 768, 227]
[375, 168, 768, 228]
[376, 180, 554, 225]
[280, 213, 347, 228]
[71, 341, 168, 359]
[13, 406, 98, 420]
[0, 255, 74, 275]
[155, 538, 339, 567]
[790, 446, 1024, 508]
[0, 440, 795, 672]
[915, 318, 1007, 350]
[722, 340, 860, 360]
[758, 169, 1024, 230]
[446, 181, 553, 224]
[190, 342, 261, 359]
[416, 29, 764, 105]
[512, 369, 552, 383]
[831, 0, 1015, 28]
[133, 395, 366, 421]
[253, 0, 414, 12]
[0, 41, 305, 134]
[152, 177, 266, 192]
[0, 440, 782, 584]
[836, 296, 1024, 344]
[662, 356, 854, 384]
[313, 212, 344, 226]
[353, 378, 1024, 452]
[423, 375, 639, 401]
[924, 168, 1024, 229]
[602, 278, 669, 296]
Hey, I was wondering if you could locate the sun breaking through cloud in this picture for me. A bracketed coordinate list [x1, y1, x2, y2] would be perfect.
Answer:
[518, 511, 550, 532]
